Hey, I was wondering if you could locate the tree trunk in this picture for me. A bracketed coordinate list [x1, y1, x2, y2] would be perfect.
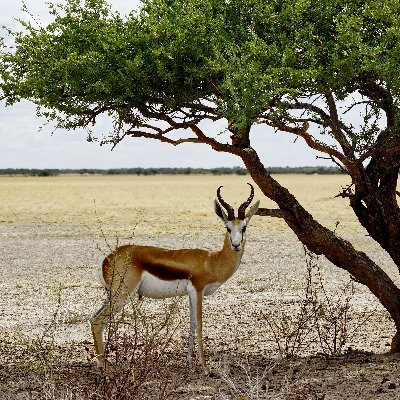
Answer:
[350, 155, 400, 270]
[241, 147, 400, 352]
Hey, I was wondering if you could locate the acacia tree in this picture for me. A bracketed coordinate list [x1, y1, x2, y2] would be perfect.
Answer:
[2, 0, 400, 350]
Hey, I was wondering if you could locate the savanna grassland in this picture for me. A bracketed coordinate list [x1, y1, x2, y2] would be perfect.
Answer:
[1, 174, 400, 399]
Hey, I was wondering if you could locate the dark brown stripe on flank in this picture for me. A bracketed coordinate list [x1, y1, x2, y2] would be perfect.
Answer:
[142, 261, 192, 281]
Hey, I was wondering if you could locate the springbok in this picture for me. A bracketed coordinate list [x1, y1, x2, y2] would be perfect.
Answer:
[91, 183, 260, 374]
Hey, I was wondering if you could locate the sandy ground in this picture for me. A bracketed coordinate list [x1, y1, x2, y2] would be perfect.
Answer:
[1, 175, 400, 399]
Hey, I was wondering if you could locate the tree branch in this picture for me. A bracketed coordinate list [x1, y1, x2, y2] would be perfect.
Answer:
[324, 88, 354, 159]
[358, 145, 400, 163]
[123, 129, 203, 146]
[335, 183, 355, 199]
[358, 80, 395, 126]
[264, 119, 351, 168]
[120, 114, 244, 156]
[343, 100, 371, 115]
[256, 208, 288, 218]
[316, 154, 347, 172]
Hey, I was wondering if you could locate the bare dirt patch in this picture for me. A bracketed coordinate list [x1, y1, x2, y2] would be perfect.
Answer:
[0, 175, 399, 399]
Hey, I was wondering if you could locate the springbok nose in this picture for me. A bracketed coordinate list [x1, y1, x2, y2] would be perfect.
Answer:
[233, 244, 241, 251]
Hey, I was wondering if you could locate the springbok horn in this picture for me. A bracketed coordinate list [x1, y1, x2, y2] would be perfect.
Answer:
[237, 183, 254, 220]
[217, 186, 235, 220]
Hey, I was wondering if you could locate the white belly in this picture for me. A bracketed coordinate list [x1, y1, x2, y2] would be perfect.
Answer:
[137, 271, 189, 299]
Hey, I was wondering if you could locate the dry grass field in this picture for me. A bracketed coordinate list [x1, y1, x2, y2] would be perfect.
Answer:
[1, 174, 400, 399]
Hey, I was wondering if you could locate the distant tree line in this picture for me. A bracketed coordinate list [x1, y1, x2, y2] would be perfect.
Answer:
[0, 166, 343, 176]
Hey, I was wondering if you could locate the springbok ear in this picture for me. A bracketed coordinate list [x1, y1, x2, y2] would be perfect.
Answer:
[245, 200, 260, 224]
[214, 199, 229, 223]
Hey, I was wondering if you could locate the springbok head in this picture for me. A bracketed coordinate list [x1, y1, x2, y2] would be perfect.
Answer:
[214, 183, 260, 251]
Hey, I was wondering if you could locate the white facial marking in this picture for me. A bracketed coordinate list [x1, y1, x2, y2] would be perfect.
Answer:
[225, 220, 247, 251]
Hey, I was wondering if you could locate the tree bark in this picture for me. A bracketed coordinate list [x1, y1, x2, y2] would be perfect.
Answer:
[240, 147, 400, 352]
[350, 155, 400, 270]
[353, 82, 400, 270]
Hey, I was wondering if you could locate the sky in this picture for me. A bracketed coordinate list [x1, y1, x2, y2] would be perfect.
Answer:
[0, 0, 334, 169]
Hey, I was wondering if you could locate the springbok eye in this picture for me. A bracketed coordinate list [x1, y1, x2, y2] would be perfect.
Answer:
[226, 227, 231, 233]
[242, 226, 247, 233]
